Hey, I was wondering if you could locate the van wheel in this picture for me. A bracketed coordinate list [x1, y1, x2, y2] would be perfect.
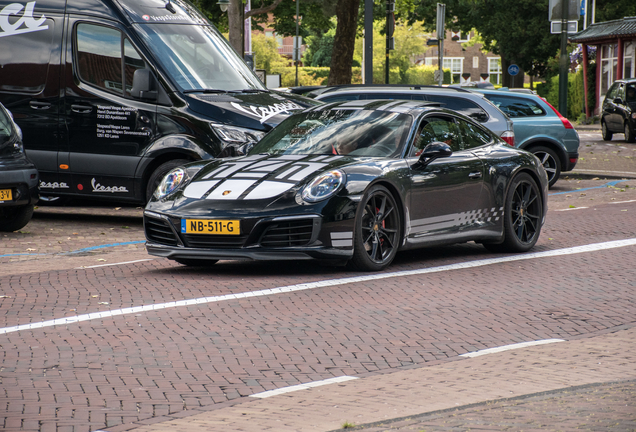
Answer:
[38, 195, 70, 206]
[602, 120, 613, 141]
[0, 205, 34, 232]
[625, 122, 636, 143]
[146, 159, 189, 202]
[530, 146, 560, 188]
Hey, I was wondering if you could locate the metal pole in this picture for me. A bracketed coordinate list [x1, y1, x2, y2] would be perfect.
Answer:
[385, 1, 390, 84]
[558, 0, 569, 116]
[583, 0, 588, 29]
[437, 3, 445, 87]
[295, 0, 299, 87]
[364, 0, 373, 84]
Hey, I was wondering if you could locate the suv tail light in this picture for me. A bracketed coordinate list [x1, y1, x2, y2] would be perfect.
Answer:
[500, 130, 515, 146]
[541, 98, 574, 129]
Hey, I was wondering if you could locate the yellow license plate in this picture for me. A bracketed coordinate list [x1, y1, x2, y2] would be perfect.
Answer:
[181, 219, 240, 235]
[0, 189, 12, 202]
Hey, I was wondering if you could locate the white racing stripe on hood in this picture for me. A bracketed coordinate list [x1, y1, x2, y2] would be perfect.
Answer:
[205, 179, 256, 200]
[183, 180, 220, 199]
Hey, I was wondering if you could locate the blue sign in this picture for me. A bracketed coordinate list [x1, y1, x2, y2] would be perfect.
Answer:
[508, 64, 520, 76]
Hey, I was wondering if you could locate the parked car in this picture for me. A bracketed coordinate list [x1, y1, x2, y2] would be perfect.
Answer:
[0, 103, 38, 232]
[144, 100, 548, 271]
[312, 85, 516, 147]
[473, 89, 580, 187]
[0, 0, 316, 205]
[601, 78, 636, 143]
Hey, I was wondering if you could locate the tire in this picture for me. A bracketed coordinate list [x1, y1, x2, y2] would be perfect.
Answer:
[146, 159, 190, 202]
[602, 120, 613, 141]
[530, 146, 561, 188]
[625, 122, 636, 143]
[37, 195, 70, 206]
[173, 258, 219, 267]
[0, 204, 34, 232]
[349, 185, 401, 272]
[483, 173, 542, 253]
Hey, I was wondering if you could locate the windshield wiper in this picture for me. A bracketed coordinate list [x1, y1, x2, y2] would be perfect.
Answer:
[183, 89, 231, 94]
[240, 89, 270, 94]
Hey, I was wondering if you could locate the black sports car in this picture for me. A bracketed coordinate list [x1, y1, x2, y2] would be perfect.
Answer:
[144, 100, 548, 271]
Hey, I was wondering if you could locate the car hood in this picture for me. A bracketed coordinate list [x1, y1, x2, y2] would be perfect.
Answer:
[177, 153, 352, 203]
[185, 91, 320, 131]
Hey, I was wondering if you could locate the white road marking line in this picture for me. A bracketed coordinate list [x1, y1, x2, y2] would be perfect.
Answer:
[2, 238, 636, 335]
[610, 200, 636, 204]
[554, 207, 589, 211]
[460, 339, 565, 358]
[75, 259, 153, 269]
[249, 376, 358, 398]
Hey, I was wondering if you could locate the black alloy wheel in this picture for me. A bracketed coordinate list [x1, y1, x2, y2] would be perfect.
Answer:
[625, 122, 636, 143]
[484, 173, 542, 253]
[350, 185, 401, 271]
[531, 146, 560, 188]
[602, 120, 613, 141]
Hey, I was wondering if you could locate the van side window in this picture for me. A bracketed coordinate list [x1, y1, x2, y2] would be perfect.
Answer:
[76, 24, 124, 95]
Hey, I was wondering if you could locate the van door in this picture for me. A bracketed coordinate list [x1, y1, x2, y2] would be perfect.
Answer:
[0, 2, 65, 195]
[63, 18, 156, 201]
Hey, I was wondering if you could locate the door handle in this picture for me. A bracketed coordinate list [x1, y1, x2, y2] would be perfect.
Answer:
[468, 171, 482, 179]
[30, 101, 51, 110]
[71, 104, 93, 114]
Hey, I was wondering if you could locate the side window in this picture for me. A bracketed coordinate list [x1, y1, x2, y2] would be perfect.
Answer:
[424, 95, 489, 123]
[626, 84, 636, 102]
[124, 38, 146, 97]
[76, 23, 123, 95]
[606, 83, 619, 100]
[485, 95, 546, 117]
[408, 116, 461, 157]
[616, 84, 625, 100]
[456, 118, 493, 149]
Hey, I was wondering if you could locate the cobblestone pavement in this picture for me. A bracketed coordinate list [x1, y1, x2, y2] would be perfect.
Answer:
[1, 129, 635, 432]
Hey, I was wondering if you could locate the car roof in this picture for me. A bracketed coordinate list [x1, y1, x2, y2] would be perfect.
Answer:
[312, 84, 480, 98]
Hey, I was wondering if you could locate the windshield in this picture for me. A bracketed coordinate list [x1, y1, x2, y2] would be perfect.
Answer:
[134, 23, 265, 92]
[249, 109, 413, 158]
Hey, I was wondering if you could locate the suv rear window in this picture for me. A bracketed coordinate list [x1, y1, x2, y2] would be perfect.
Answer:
[483, 95, 546, 117]
[423, 95, 489, 122]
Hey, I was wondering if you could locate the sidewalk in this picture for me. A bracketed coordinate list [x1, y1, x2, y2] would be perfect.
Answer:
[121, 325, 636, 431]
[570, 125, 636, 179]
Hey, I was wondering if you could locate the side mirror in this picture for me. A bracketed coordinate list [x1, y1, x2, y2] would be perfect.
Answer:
[414, 141, 452, 168]
[613, 97, 623, 105]
[130, 69, 158, 101]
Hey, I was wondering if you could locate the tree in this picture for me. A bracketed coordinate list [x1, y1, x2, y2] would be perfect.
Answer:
[594, 0, 636, 22]
[328, 0, 361, 85]
[409, 0, 561, 86]
[251, 33, 289, 72]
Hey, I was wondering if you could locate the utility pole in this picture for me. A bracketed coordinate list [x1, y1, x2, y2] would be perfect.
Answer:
[294, 0, 300, 86]
[558, 0, 569, 116]
[385, 0, 395, 84]
[364, 0, 373, 84]
[436, 3, 445, 87]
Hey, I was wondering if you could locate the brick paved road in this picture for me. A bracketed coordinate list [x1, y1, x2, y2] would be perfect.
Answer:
[1, 176, 635, 432]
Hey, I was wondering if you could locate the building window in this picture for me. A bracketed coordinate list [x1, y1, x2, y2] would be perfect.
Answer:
[600, 43, 618, 99]
[488, 58, 502, 85]
[425, 57, 434, 66]
[473, 56, 479, 69]
[443, 57, 463, 83]
[624, 41, 635, 79]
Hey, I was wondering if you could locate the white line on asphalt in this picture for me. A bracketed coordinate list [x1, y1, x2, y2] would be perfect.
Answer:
[75, 259, 154, 269]
[249, 376, 359, 398]
[460, 339, 565, 358]
[1, 238, 636, 336]
[554, 207, 589, 211]
[610, 200, 636, 204]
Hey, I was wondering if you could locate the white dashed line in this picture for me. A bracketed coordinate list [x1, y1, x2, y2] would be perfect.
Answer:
[554, 207, 589, 211]
[249, 376, 358, 398]
[2, 238, 636, 335]
[610, 200, 636, 204]
[75, 259, 154, 269]
[460, 339, 565, 358]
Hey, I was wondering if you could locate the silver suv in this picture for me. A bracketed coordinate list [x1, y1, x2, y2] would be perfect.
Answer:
[312, 85, 515, 146]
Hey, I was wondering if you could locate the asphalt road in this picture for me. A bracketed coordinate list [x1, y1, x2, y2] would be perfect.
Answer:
[1, 131, 635, 432]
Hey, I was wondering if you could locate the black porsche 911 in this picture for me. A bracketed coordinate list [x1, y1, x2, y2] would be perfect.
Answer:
[144, 100, 548, 271]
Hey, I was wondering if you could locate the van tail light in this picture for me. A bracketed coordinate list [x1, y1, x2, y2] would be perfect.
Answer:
[541, 98, 574, 129]
[500, 130, 515, 146]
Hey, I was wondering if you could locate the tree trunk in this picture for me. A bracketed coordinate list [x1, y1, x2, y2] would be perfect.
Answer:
[327, 0, 360, 86]
[228, 0, 244, 56]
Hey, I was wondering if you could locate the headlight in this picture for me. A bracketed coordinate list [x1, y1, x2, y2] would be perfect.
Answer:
[155, 167, 186, 199]
[301, 170, 345, 203]
[210, 122, 265, 145]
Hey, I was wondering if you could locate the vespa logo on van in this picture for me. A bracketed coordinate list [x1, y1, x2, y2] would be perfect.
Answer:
[40, 181, 69, 190]
[230, 101, 304, 124]
[91, 178, 129, 193]
[0, 2, 48, 38]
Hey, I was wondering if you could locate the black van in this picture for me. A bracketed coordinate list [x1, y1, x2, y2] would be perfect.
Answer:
[0, 0, 317, 203]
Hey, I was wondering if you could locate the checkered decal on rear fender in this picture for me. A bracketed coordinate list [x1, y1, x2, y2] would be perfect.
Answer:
[457, 207, 505, 226]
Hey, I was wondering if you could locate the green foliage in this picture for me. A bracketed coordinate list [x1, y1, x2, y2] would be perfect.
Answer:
[309, 34, 335, 67]
[595, 0, 636, 22]
[405, 65, 437, 85]
[252, 34, 289, 74]
[272, 67, 362, 87]
[541, 71, 586, 119]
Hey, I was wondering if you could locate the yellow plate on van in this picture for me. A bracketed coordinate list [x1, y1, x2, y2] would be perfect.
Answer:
[0, 189, 12, 202]
[181, 219, 240, 235]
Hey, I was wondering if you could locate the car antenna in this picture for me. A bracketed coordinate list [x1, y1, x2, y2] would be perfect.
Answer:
[165, 1, 176, 13]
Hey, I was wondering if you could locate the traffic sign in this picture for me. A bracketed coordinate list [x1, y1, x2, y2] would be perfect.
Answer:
[507, 64, 520, 76]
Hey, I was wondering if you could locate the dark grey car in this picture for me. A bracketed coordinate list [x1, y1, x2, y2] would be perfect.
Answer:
[601, 79, 636, 143]
[312, 85, 516, 146]
[0, 103, 39, 232]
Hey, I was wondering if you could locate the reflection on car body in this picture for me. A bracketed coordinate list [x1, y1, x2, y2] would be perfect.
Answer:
[144, 100, 549, 271]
